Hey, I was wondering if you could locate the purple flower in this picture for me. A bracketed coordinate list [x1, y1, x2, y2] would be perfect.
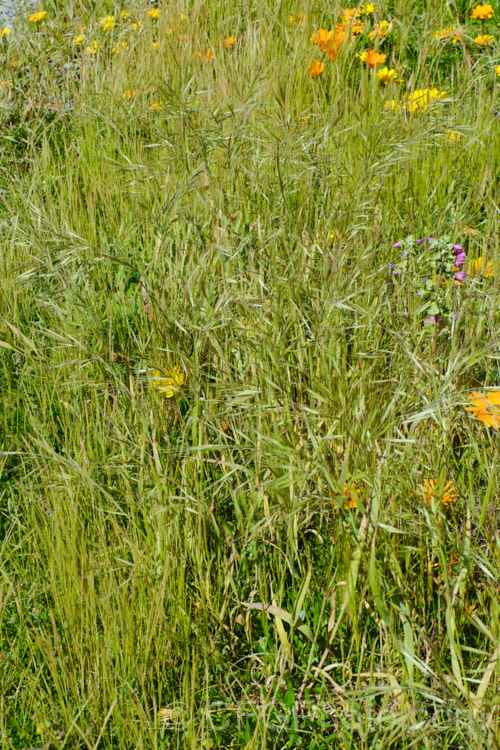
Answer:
[392, 242, 402, 248]
[401, 312, 407, 317]
[387, 264, 395, 269]
[423, 278, 428, 283]
[403, 251, 409, 258]
[453, 313, 458, 321]
[455, 269, 466, 283]
[424, 315, 436, 326]
[428, 237, 436, 243]
[453, 244, 466, 266]
[393, 269, 400, 275]
[416, 238, 425, 245]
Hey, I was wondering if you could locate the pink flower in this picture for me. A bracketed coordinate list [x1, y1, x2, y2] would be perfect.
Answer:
[453, 245, 466, 266]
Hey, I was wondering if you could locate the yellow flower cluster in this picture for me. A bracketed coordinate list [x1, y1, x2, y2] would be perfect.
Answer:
[112, 41, 128, 55]
[474, 34, 494, 45]
[471, 3, 494, 20]
[467, 256, 495, 277]
[434, 28, 464, 44]
[152, 367, 185, 398]
[369, 20, 391, 40]
[342, 4, 379, 18]
[100, 15, 115, 31]
[388, 88, 446, 113]
[29, 10, 47, 23]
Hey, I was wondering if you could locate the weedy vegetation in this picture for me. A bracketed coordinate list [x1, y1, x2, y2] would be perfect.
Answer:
[1, 0, 500, 748]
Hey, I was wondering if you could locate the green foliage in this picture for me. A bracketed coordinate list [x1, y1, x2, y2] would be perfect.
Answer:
[0, 0, 500, 748]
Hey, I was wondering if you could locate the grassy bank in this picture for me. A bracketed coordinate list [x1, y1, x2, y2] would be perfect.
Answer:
[1, 1, 500, 747]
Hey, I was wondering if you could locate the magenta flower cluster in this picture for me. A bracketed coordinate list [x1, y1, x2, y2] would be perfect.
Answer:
[453, 244, 466, 283]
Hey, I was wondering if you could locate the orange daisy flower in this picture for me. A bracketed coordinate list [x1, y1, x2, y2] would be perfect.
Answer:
[343, 483, 360, 509]
[308, 59, 324, 78]
[310, 28, 334, 50]
[466, 391, 500, 428]
[419, 479, 458, 506]
[358, 49, 387, 68]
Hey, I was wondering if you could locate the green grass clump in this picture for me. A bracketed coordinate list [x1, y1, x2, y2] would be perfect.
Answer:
[1, 0, 500, 747]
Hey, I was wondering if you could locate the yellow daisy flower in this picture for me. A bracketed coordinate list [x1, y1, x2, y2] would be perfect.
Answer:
[369, 20, 392, 40]
[152, 366, 185, 398]
[100, 15, 115, 31]
[376, 66, 400, 84]
[29, 10, 47, 22]
[471, 4, 494, 20]
[474, 34, 494, 45]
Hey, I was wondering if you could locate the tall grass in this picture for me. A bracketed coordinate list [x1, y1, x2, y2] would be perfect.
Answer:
[1, 0, 500, 747]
